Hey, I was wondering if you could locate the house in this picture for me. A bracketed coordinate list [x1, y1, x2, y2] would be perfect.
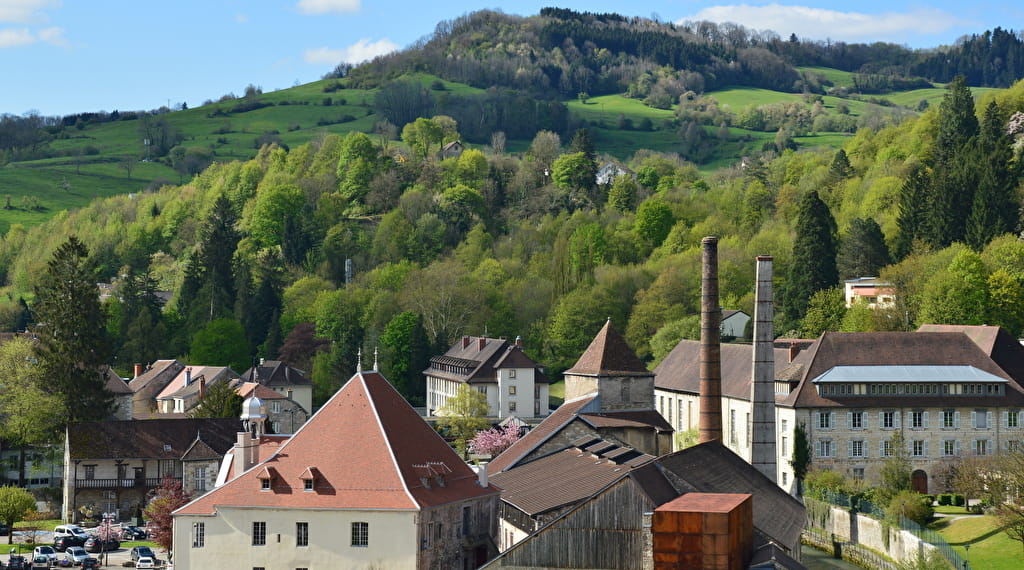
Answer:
[235, 381, 309, 434]
[441, 140, 464, 159]
[240, 360, 313, 418]
[721, 309, 750, 339]
[657, 327, 1024, 495]
[487, 320, 673, 475]
[128, 360, 187, 418]
[843, 277, 896, 309]
[425, 336, 549, 418]
[172, 370, 501, 570]
[154, 365, 238, 415]
[62, 417, 241, 523]
[483, 440, 805, 568]
[104, 368, 133, 421]
[595, 161, 635, 186]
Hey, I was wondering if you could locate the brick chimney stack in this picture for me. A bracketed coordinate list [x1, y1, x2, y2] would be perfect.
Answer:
[699, 236, 723, 444]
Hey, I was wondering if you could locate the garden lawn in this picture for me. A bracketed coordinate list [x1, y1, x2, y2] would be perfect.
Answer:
[932, 513, 1024, 569]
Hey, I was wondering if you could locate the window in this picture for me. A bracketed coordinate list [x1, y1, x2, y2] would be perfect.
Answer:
[304, 479, 313, 491]
[508, 385, 516, 396]
[818, 440, 833, 458]
[975, 439, 991, 456]
[852, 468, 865, 480]
[508, 401, 516, 412]
[975, 410, 988, 429]
[351, 522, 368, 547]
[462, 506, 472, 536]
[943, 410, 956, 428]
[730, 409, 738, 446]
[782, 472, 788, 485]
[194, 467, 207, 492]
[253, 522, 266, 546]
[912, 440, 925, 457]
[850, 411, 864, 429]
[261, 478, 271, 490]
[192, 523, 205, 548]
[296, 522, 308, 547]
[943, 440, 958, 456]
[272, 401, 281, 413]
[117, 464, 128, 479]
[850, 440, 865, 458]
[84, 465, 95, 480]
[882, 411, 895, 429]
[818, 411, 833, 429]
[1009, 411, 1020, 428]
[881, 440, 893, 457]
[509, 369, 516, 378]
[1009, 441, 1023, 452]
[781, 435, 788, 455]
[911, 411, 924, 428]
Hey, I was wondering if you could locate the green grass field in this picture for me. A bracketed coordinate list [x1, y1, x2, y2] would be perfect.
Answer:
[932, 513, 1022, 569]
[797, 66, 857, 89]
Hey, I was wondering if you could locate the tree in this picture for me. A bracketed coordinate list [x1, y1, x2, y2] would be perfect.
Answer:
[791, 422, 811, 495]
[885, 489, 934, 526]
[468, 424, 522, 457]
[634, 200, 675, 247]
[995, 503, 1024, 554]
[188, 379, 244, 419]
[0, 486, 36, 545]
[607, 175, 637, 213]
[190, 318, 251, 373]
[893, 163, 930, 261]
[800, 287, 846, 337]
[436, 384, 490, 458]
[551, 151, 598, 201]
[380, 311, 430, 402]
[277, 322, 330, 374]
[401, 117, 443, 159]
[248, 183, 304, 247]
[925, 75, 979, 246]
[0, 338, 62, 485]
[918, 249, 989, 325]
[879, 430, 911, 504]
[785, 190, 838, 324]
[144, 477, 191, 552]
[838, 218, 891, 279]
[966, 100, 1019, 250]
[32, 236, 113, 425]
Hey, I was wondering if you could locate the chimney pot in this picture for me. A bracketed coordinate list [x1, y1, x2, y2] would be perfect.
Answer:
[185, 367, 192, 385]
[479, 337, 486, 351]
[515, 336, 523, 348]
[789, 341, 799, 362]
[462, 336, 470, 349]
[133, 363, 143, 378]
[199, 376, 206, 400]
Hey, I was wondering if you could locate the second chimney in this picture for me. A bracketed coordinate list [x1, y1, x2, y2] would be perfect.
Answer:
[750, 255, 777, 483]
[699, 236, 723, 444]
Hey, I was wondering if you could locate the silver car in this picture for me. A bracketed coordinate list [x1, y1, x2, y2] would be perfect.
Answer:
[64, 546, 88, 566]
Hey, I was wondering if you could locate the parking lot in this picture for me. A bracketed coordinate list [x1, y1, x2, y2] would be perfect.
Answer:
[8, 529, 168, 569]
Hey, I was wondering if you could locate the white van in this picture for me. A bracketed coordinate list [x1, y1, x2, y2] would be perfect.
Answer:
[53, 525, 89, 539]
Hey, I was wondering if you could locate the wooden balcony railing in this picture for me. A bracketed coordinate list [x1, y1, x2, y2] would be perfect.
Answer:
[74, 477, 181, 489]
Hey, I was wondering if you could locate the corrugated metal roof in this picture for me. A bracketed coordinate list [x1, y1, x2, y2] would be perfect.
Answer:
[813, 365, 1009, 384]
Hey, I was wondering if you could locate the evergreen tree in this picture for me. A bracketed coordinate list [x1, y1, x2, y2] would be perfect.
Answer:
[32, 236, 113, 425]
[838, 218, 892, 279]
[893, 164, 930, 260]
[380, 311, 430, 402]
[828, 148, 853, 181]
[967, 100, 1019, 250]
[785, 190, 838, 324]
[180, 195, 241, 335]
[925, 75, 979, 246]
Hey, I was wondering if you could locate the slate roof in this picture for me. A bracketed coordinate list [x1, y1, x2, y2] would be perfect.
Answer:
[236, 381, 287, 400]
[68, 418, 242, 460]
[916, 324, 1024, 383]
[128, 360, 185, 392]
[779, 331, 1024, 408]
[654, 340, 792, 399]
[580, 410, 673, 431]
[489, 439, 654, 517]
[156, 366, 236, 400]
[103, 368, 132, 394]
[654, 440, 805, 550]
[241, 360, 311, 387]
[176, 371, 499, 515]
[565, 320, 649, 376]
[486, 395, 598, 474]
[425, 337, 545, 384]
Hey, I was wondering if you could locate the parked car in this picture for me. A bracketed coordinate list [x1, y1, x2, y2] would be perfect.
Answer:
[62, 547, 88, 566]
[30, 556, 50, 569]
[6, 556, 28, 570]
[0, 522, 8, 536]
[52, 536, 85, 552]
[31, 547, 57, 563]
[79, 559, 99, 570]
[52, 526, 88, 541]
[82, 536, 119, 553]
[134, 557, 156, 569]
[129, 547, 154, 563]
[121, 526, 147, 541]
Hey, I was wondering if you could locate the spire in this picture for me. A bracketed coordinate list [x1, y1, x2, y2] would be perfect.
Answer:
[357, 348, 362, 372]
[373, 346, 379, 372]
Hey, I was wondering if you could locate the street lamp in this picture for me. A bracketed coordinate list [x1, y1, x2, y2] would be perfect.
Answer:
[963, 543, 970, 569]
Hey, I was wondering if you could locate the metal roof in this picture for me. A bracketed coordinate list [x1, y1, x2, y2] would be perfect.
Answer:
[812, 365, 1008, 384]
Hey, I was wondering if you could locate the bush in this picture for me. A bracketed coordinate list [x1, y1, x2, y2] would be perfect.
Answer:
[937, 494, 951, 506]
[953, 494, 965, 506]
[885, 491, 934, 526]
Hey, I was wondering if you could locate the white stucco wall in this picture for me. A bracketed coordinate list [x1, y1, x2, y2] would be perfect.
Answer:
[174, 508, 418, 569]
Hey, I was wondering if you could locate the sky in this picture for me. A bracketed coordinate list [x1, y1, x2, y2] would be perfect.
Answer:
[2, 0, 1021, 117]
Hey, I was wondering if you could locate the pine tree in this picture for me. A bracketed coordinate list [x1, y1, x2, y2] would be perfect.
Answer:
[785, 190, 839, 323]
[828, 148, 853, 181]
[32, 236, 113, 425]
[838, 218, 891, 279]
[893, 163, 930, 260]
[967, 100, 1019, 250]
[926, 75, 979, 246]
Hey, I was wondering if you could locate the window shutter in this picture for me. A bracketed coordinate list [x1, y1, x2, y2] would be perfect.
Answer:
[848, 440, 853, 458]
[894, 412, 901, 429]
[848, 411, 852, 429]
[878, 411, 884, 427]
[955, 440, 961, 455]
[971, 411, 977, 428]
[987, 411, 994, 428]
[1004, 411, 1009, 428]
[879, 441, 885, 456]
[924, 441, 929, 457]
[815, 441, 821, 458]
[955, 411, 961, 428]
[830, 412, 835, 429]
[923, 411, 929, 428]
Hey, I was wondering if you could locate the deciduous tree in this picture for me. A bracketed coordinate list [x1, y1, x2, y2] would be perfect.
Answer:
[437, 384, 490, 458]
[0, 337, 62, 484]
[144, 477, 191, 552]
[0, 486, 36, 545]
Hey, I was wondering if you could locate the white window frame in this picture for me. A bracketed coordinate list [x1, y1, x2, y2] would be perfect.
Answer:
[351, 522, 369, 547]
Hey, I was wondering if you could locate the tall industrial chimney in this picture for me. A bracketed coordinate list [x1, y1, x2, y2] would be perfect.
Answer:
[699, 236, 723, 443]
[750, 256, 778, 482]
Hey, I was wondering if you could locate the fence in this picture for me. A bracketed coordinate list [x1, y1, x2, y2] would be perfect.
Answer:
[807, 494, 968, 570]
[804, 527, 899, 570]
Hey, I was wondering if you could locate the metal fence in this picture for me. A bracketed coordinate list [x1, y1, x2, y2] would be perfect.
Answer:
[807, 494, 968, 570]
[804, 527, 899, 570]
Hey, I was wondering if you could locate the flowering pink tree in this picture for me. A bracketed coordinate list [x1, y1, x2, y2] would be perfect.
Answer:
[468, 423, 522, 457]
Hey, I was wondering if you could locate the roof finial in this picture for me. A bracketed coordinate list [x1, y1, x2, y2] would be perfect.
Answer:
[373, 346, 379, 372]
[357, 347, 362, 371]
[607, 316, 612, 323]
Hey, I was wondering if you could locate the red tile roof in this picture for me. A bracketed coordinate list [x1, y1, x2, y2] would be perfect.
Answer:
[565, 320, 649, 376]
[235, 381, 286, 400]
[176, 371, 498, 515]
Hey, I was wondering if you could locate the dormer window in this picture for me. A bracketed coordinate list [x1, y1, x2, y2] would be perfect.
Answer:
[304, 479, 313, 491]
[299, 466, 319, 492]
[261, 479, 271, 490]
[256, 465, 276, 491]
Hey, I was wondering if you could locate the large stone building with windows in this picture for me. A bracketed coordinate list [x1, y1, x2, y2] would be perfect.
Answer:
[654, 326, 1024, 494]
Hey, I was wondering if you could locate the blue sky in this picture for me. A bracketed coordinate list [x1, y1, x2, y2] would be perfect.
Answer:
[2, 0, 1020, 117]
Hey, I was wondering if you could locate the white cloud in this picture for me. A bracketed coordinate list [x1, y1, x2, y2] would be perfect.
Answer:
[0, 27, 33, 46]
[679, 4, 959, 44]
[0, 0, 59, 24]
[37, 25, 64, 46]
[304, 38, 398, 65]
[296, 0, 359, 15]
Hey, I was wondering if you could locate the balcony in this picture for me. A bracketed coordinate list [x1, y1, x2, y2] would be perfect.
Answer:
[74, 477, 180, 489]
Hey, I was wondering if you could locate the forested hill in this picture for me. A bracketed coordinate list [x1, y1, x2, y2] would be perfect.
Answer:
[348, 8, 1024, 99]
